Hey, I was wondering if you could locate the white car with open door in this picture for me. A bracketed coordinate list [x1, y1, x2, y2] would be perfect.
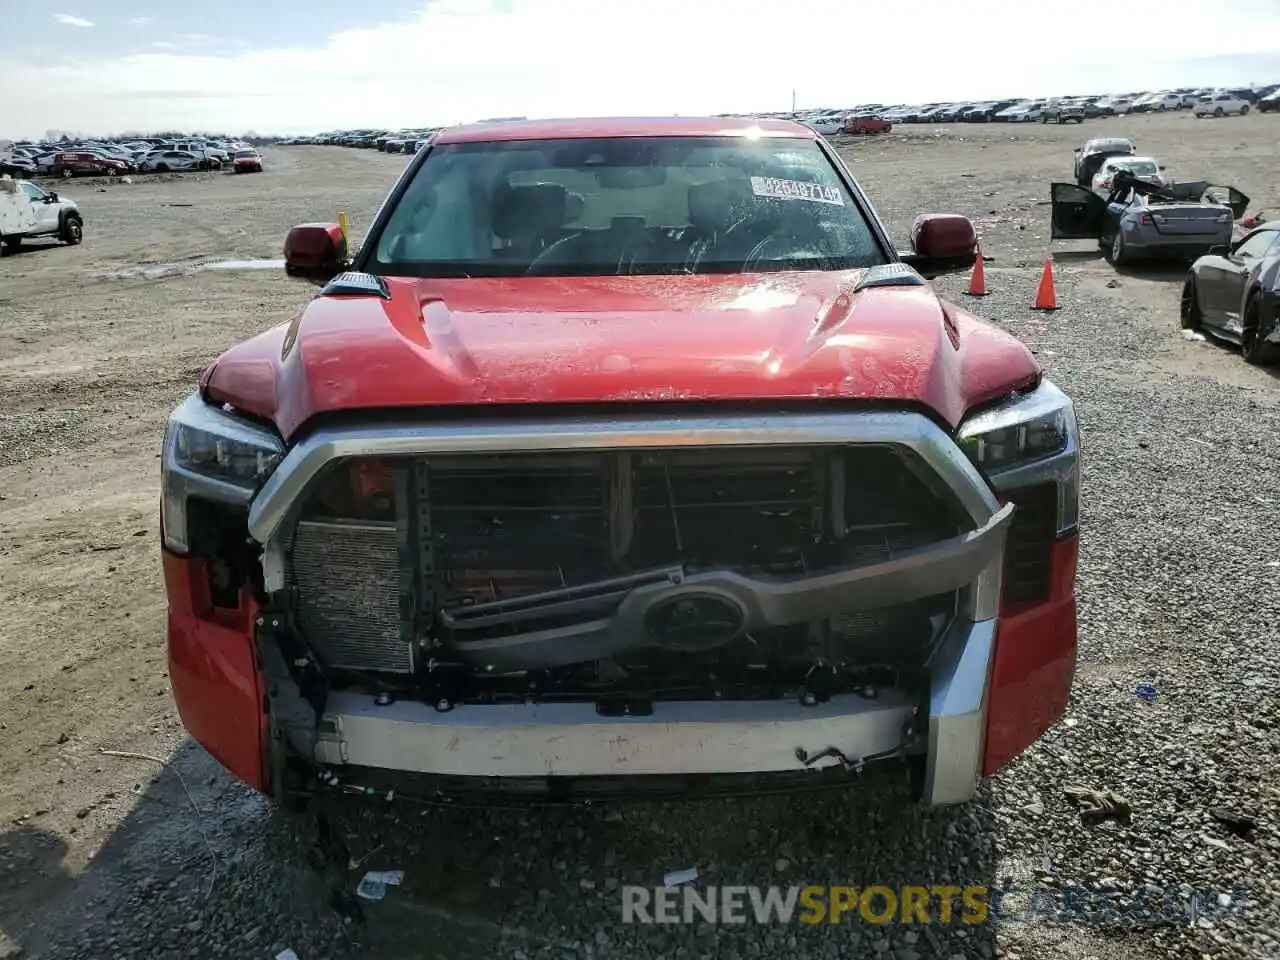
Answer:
[0, 177, 84, 252]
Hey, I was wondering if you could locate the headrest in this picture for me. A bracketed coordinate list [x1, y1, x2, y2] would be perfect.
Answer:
[492, 183, 570, 240]
[564, 191, 585, 224]
[687, 178, 755, 232]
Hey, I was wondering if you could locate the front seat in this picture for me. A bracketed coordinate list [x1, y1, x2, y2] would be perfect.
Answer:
[491, 182, 571, 261]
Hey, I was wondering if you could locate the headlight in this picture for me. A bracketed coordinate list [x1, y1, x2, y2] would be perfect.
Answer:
[957, 379, 1079, 535]
[958, 380, 1073, 474]
[161, 393, 284, 553]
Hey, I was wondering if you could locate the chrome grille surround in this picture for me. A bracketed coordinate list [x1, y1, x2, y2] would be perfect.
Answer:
[252, 409, 1007, 806]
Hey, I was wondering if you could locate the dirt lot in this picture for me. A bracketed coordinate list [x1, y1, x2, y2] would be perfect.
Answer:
[1, 111, 1278, 960]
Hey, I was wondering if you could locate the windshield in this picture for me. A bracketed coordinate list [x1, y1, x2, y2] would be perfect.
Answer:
[1110, 160, 1159, 177]
[370, 136, 885, 278]
[235, 149, 257, 158]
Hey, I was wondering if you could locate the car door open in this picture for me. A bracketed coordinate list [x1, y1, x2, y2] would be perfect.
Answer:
[1050, 183, 1108, 240]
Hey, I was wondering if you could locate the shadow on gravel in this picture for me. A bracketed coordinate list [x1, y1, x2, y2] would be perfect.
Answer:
[0, 742, 1007, 959]
[1113, 264, 1189, 284]
[0, 240, 65, 258]
[0, 823, 73, 954]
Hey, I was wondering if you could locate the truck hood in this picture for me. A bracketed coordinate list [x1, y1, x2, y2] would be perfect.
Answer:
[204, 269, 1040, 441]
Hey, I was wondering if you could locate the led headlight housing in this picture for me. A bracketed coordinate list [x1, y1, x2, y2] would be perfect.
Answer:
[957, 378, 1079, 535]
[161, 392, 284, 553]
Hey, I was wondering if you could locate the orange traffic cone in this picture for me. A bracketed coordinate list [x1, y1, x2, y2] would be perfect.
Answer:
[1033, 256, 1058, 310]
[965, 247, 988, 296]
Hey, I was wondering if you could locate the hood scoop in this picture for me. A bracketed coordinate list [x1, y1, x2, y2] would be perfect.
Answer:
[813, 263, 929, 335]
[852, 263, 927, 292]
[321, 271, 390, 299]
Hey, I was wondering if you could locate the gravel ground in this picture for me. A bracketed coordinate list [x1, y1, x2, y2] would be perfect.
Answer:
[1, 111, 1278, 960]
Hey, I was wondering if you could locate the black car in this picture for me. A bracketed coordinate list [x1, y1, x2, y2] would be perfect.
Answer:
[1073, 137, 1136, 186]
[1181, 223, 1280, 364]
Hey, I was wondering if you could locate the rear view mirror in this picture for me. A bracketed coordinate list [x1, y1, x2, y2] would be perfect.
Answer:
[46, 192, 58, 202]
[1208, 245, 1228, 257]
[284, 223, 349, 284]
[904, 213, 978, 274]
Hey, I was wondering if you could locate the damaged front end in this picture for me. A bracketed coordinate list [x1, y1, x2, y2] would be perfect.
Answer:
[164, 398, 1076, 807]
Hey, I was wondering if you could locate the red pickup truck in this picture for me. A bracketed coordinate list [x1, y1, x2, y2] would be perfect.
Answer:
[842, 114, 893, 135]
[161, 116, 1079, 810]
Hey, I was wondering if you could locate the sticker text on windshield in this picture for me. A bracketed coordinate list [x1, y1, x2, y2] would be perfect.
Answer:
[750, 177, 844, 205]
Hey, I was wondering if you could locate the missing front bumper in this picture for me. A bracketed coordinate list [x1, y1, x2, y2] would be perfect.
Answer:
[302, 617, 995, 807]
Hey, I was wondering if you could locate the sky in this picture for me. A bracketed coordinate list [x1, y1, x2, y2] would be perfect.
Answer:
[2, 0, 1280, 138]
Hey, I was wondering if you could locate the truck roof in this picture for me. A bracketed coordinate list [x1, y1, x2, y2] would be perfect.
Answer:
[433, 116, 818, 144]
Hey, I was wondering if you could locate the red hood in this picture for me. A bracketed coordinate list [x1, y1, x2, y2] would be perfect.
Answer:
[203, 270, 1039, 441]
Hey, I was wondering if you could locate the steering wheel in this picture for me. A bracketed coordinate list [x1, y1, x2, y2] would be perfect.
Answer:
[524, 231, 591, 275]
[741, 232, 842, 272]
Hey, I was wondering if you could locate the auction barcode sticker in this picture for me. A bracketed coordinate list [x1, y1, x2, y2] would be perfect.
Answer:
[750, 176, 844, 205]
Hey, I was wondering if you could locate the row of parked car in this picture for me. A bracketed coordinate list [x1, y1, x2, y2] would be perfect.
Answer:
[781, 85, 1280, 134]
[0, 136, 264, 179]
[281, 128, 447, 154]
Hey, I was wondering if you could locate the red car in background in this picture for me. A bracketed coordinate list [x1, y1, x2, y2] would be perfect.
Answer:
[51, 151, 131, 178]
[842, 114, 893, 135]
[233, 148, 264, 173]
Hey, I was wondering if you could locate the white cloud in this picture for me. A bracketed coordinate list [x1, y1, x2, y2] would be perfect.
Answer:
[52, 13, 94, 27]
[152, 42, 176, 50]
[9, 0, 1280, 136]
[131, 16, 153, 26]
[179, 33, 219, 43]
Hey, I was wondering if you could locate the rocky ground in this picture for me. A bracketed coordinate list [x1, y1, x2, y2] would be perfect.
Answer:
[1, 111, 1278, 960]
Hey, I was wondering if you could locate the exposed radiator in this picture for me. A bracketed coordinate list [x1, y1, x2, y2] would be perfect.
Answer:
[289, 520, 411, 673]
[286, 445, 964, 679]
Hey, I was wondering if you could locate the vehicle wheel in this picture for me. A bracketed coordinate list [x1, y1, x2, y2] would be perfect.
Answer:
[156, 163, 169, 173]
[1180, 276, 1202, 330]
[59, 215, 83, 245]
[62, 168, 73, 179]
[1242, 295, 1280, 364]
[1157, 103, 1166, 111]
[1241, 104, 1250, 115]
[106, 167, 117, 177]
[1107, 230, 1130, 265]
[1, 234, 19, 253]
[1214, 107, 1224, 117]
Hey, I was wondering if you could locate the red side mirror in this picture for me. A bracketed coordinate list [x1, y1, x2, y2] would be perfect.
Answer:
[284, 223, 348, 284]
[910, 214, 978, 265]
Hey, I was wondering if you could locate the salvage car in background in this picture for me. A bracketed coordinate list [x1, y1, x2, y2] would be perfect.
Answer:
[1074, 137, 1136, 186]
[1042, 101, 1085, 123]
[841, 114, 892, 134]
[0, 177, 83, 252]
[1051, 170, 1248, 265]
[1181, 222, 1280, 364]
[136, 150, 209, 173]
[162, 116, 1080, 812]
[1194, 92, 1250, 117]
[1090, 155, 1166, 194]
[233, 148, 264, 173]
[51, 151, 131, 178]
